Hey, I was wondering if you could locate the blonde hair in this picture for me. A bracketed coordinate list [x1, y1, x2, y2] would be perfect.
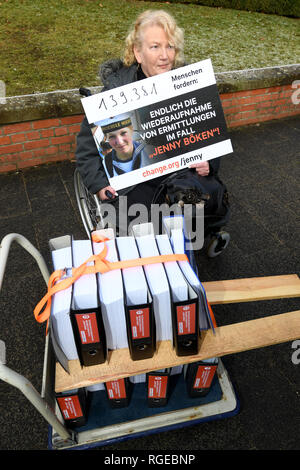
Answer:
[124, 10, 185, 68]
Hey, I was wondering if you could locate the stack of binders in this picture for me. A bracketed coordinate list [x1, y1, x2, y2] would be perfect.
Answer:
[104, 377, 133, 408]
[55, 361, 219, 429]
[50, 235, 78, 362]
[184, 358, 219, 398]
[92, 230, 128, 351]
[162, 215, 215, 332]
[55, 387, 88, 428]
[132, 223, 173, 343]
[155, 231, 199, 356]
[116, 236, 156, 361]
[48, 223, 219, 430]
[48, 218, 214, 371]
[49, 234, 108, 369]
[147, 368, 171, 407]
[131, 221, 203, 356]
[70, 238, 107, 367]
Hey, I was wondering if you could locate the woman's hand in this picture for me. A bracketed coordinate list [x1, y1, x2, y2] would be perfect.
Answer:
[98, 186, 118, 201]
[189, 161, 210, 176]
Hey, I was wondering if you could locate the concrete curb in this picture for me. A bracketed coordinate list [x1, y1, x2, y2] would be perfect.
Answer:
[1, 64, 299, 125]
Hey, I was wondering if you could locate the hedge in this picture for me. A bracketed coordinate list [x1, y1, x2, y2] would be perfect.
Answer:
[162, 0, 300, 17]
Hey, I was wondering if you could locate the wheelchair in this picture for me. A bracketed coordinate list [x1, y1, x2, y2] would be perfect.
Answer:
[74, 167, 105, 236]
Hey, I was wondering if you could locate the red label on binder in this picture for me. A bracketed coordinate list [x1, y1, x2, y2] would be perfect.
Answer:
[57, 395, 83, 420]
[106, 379, 126, 400]
[148, 375, 168, 398]
[177, 303, 196, 335]
[129, 308, 150, 339]
[75, 312, 100, 344]
[193, 365, 217, 389]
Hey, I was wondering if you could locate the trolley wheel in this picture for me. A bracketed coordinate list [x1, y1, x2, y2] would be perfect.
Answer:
[74, 168, 104, 238]
[207, 231, 230, 258]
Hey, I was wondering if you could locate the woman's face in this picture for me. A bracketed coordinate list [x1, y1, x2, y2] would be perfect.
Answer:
[134, 25, 176, 77]
[106, 127, 134, 160]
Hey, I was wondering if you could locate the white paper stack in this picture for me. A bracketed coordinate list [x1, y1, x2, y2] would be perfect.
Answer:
[163, 215, 213, 331]
[129, 374, 146, 384]
[72, 239, 98, 310]
[170, 227, 212, 331]
[92, 231, 128, 350]
[162, 214, 185, 237]
[132, 224, 172, 342]
[116, 236, 148, 306]
[51, 246, 78, 360]
[170, 365, 183, 375]
[155, 233, 188, 303]
[86, 383, 105, 392]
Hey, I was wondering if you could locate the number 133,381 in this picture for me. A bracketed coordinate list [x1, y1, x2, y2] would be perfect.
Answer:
[98, 82, 158, 111]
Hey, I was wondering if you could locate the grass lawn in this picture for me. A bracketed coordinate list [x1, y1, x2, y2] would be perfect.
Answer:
[0, 0, 299, 96]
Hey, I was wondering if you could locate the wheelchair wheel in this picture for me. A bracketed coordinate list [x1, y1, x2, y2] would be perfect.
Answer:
[207, 231, 230, 258]
[74, 168, 104, 238]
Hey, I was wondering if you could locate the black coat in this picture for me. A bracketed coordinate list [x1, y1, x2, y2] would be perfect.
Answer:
[75, 60, 220, 199]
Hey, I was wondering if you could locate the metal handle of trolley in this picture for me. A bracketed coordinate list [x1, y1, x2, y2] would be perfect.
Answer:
[0, 233, 74, 444]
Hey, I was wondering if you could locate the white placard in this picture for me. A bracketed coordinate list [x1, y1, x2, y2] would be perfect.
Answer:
[80, 59, 233, 191]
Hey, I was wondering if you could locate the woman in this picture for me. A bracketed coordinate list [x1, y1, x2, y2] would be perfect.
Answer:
[75, 10, 219, 215]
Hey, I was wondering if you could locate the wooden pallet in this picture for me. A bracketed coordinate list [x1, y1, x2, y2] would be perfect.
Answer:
[55, 274, 300, 392]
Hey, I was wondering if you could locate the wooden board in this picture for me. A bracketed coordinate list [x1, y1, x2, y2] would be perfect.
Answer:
[54, 275, 300, 392]
[204, 274, 300, 304]
[55, 309, 300, 392]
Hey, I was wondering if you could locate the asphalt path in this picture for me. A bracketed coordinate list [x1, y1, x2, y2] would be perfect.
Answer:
[0, 116, 299, 451]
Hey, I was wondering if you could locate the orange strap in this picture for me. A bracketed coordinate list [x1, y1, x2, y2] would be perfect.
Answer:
[35, 234, 217, 333]
[34, 237, 189, 331]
